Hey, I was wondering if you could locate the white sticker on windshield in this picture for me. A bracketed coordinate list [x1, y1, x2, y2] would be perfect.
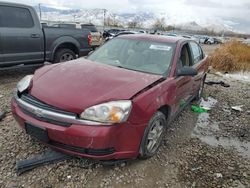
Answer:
[149, 45, 172, 51]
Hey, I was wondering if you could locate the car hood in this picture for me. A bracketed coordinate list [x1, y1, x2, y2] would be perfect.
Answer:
[30, 59, 162, 113]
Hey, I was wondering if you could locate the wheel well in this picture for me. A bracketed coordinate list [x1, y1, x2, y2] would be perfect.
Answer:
[158, 105, 171, 121]
[55, 43, 79, 57]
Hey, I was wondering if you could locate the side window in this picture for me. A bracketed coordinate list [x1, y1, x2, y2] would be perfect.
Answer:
[179, 44, 192, 68]
[0, 5, 34, 28]
[190, 42, 202, 64]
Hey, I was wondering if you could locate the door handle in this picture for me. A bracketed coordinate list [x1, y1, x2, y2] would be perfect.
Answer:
[30, 34, 40, 38]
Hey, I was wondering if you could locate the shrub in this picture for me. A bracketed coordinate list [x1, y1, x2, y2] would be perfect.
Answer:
[208, 41, 250, 72]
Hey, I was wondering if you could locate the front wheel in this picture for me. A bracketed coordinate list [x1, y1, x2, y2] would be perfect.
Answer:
[54, 48, 76, 63]
[139, 111, 167, 159]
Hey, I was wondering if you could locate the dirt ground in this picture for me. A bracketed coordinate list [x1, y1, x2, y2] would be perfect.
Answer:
[0, 44, 249, 188]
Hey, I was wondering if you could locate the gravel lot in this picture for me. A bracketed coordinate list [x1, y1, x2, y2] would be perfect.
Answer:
[0, 44, 249, 188]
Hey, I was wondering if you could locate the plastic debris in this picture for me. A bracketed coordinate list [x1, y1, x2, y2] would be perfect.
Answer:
[16, 149, 73, 175]
[215, 173, 223, 178]
[205, 81, 230, 88]
[231, 105, 243, 112]
[191, 105, 208, 113]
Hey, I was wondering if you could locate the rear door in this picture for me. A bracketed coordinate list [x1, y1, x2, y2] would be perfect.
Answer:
[189, 41, 206, 95]
[0, 5, 44, 66]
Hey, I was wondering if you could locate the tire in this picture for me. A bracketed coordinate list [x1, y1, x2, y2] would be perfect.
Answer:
[53, 48, 76, 63]
[139, 111, 167, 159]
[195, 76, 206, 101]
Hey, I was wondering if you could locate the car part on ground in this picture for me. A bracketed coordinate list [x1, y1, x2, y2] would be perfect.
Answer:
[16, 149, 73, 175]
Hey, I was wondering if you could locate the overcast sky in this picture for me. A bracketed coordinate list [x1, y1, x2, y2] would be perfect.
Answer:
[6, 0, 250, 33]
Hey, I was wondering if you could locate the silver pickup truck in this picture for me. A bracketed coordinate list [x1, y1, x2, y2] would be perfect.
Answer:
[0, 2, 92, 68]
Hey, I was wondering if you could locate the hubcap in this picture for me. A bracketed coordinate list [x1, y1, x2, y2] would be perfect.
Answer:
[60, 53, 74, 62]
[146, 119, 164, 153]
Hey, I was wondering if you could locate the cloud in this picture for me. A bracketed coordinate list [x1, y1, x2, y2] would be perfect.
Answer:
[5, 0, 250, 33]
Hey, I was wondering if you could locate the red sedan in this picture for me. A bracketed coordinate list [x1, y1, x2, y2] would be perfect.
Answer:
[11, 35, 208, 160]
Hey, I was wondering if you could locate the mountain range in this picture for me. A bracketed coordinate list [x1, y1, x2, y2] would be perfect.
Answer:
[34, 5, 233, 33]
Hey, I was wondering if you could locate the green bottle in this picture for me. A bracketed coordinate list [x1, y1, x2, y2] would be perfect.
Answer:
[191, 105, 208, 113]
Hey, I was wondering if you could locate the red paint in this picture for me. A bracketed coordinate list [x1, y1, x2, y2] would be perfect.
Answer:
[12, 35, 208, 160]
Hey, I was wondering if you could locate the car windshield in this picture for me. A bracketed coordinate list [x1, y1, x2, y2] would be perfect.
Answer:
[87, 38, 175, 75]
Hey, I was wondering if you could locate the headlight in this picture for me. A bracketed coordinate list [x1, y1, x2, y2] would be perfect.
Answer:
[17, 75, 33, 93]
[80, 100, 132, 124]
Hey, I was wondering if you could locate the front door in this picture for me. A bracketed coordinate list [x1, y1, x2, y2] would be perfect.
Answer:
[174, 43, 194, 113]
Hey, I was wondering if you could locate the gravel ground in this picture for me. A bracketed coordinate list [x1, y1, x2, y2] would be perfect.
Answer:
[0, 44, 249, 188]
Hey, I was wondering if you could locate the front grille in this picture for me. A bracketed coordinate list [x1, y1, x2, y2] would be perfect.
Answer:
[21, 93, 75, 116]
[19, 93, 75, 127]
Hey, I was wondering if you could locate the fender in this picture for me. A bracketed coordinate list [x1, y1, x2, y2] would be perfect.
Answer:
[129, 78, 176, 125]
[49, 36, 80, 61]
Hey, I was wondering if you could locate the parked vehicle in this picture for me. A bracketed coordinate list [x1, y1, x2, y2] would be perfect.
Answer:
[0, 2, 92, 68]
[81, 24, 102, 49]
[242, 39, 250, 45]
[213, 38, 222, 44]
[105, 31, 139, 41]
[199, 36, 214, 45]
[12, 35, 208, 160]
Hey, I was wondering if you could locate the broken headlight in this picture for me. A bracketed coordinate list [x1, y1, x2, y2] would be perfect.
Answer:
[17, 75, 33, 93]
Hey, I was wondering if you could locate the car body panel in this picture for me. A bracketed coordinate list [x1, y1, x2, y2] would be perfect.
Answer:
[30, 59, 162, 114]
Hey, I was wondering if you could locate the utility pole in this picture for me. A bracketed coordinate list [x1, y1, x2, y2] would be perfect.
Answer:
[103, 9, 107, 31]
[38, 3, 42, 20]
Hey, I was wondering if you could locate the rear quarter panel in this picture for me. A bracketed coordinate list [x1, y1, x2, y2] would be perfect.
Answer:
[43, 27, 91, 61]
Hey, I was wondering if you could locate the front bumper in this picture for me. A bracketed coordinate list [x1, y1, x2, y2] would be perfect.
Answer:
[11, 96, 146, 160]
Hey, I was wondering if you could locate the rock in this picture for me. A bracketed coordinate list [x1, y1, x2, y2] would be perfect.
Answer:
[0, 110, 6, 121]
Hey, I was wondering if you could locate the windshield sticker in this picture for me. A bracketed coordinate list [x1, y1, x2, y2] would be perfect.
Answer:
[149, 45, 172, 51]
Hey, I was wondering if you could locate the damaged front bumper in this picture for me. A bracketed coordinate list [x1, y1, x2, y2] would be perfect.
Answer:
[11, 94, 145, 160]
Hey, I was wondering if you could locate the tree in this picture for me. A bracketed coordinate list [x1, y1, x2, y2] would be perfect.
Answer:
[152, 17, 166, 31]
[127, 20, 141, 28]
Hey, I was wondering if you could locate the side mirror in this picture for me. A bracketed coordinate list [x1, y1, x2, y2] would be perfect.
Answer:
[177, 66, 198, 77]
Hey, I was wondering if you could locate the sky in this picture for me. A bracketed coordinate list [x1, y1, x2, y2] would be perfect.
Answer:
[5, 0, 250, 33]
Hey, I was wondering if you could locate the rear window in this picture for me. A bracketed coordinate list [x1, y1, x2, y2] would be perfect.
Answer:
[81, 25, 98, 32]
[0, 5, 34, 28]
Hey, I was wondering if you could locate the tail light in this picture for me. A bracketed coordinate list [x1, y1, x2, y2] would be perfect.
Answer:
[88, 35, 92, 45]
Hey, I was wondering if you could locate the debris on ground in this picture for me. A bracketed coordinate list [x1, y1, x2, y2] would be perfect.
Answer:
[16, 149, 73, 175]
[205, 81, 230, 87]
[231, 105, 244, 112]
[191, 105, 208, 113]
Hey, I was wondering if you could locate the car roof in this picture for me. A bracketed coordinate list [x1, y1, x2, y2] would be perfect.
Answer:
[118, 34, 185, 44]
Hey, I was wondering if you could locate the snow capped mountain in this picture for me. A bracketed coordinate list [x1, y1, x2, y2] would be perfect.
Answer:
[36, 5, 234, 33]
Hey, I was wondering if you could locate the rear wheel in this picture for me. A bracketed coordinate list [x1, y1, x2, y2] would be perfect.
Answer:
[139, 111, 167, 159]
[54, 48, 76, 63]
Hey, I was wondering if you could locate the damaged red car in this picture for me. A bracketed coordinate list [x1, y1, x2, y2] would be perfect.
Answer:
[11, 35, 208, 160]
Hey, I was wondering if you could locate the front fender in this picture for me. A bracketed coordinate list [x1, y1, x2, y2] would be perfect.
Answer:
[129, 79, 176, 125]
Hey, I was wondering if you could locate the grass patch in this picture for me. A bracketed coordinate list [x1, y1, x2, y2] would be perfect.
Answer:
[208, 41, 250, 72]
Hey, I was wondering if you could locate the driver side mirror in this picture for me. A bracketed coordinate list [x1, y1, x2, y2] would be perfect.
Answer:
[177, 66, 198, 77]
